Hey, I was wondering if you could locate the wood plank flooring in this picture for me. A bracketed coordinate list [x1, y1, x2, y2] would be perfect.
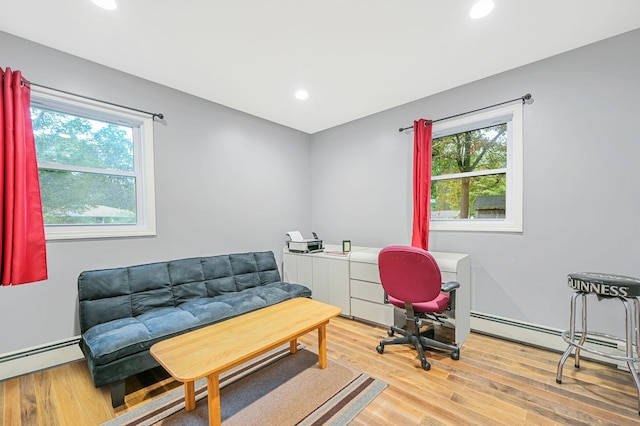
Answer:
[2, 316, 640, 425]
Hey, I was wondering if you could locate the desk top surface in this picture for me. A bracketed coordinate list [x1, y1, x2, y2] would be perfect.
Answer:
[284, 244, 469, 265]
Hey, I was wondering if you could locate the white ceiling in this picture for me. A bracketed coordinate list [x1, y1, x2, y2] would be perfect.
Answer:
[1, 1, 640, 134]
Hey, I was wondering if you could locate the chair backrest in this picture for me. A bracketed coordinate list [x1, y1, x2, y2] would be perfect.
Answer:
[378, 245, 442, 303]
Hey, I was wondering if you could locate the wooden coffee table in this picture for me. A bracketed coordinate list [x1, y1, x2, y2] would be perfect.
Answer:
[150, 297, 341, 426]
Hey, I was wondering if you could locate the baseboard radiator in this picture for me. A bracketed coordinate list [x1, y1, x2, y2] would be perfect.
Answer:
[0, 336, 83, 382]
[470, 311, 630, 369]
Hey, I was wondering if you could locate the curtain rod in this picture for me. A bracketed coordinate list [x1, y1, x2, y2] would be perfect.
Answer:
[21, 80, 165, 121]
[398, 93, 532, 132]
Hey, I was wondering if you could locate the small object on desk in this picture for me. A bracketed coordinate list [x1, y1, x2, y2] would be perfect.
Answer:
[286, 230, 323, 253]
[342, 240, 351, 252]
[325, 250, 348, 256]
[288, 240, 324, 253]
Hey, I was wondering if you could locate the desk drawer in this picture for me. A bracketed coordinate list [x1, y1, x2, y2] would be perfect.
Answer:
[351, 267, 455, 287]
[350, 279, 385, 304]
[350, 262, 380, 283]
[351, 299, 394, 325]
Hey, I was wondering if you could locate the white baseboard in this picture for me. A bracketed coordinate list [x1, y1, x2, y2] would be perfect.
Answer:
[0, 337, 83, 381]
[470, 311, 629, 369]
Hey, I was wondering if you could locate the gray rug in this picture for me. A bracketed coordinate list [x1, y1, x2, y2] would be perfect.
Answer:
[103, 346, 386, 425]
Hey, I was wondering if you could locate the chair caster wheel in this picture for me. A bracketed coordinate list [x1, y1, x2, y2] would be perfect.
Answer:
[556, 379, 562, 384]
[376, 344, 384, 354]
[451, 351, 460, 360]
[387, 329, 395, 337]
[421, 360, 431, 371]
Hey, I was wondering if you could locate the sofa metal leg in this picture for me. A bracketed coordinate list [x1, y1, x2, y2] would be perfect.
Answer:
[111, 380, 126, 407]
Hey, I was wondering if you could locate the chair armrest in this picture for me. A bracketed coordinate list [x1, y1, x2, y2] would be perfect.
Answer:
[441, 281, 460, 293]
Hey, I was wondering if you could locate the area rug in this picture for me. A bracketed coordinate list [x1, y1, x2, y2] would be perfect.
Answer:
[103, 346, 386, 426]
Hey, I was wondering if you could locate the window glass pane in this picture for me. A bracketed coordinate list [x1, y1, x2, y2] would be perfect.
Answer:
[432, 124, 507, 176]
[39, 170, 137, 224]
[431, 173, 506, 219]
[31, 107, 134, 172]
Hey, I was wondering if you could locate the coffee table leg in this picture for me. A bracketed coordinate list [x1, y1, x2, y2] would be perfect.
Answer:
[318, 323, 327, 368]
[208, 374, 221, 426]
[290, 339, 298, 354]
[184, 381, 195, 411]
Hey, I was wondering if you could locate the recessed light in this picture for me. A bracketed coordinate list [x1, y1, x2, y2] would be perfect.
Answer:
[91, 0, 117, 11]
[295, 90, 309, 100]
[469, 0, 494, 19]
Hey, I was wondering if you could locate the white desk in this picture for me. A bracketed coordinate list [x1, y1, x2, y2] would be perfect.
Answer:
[283, 245, 471, 345]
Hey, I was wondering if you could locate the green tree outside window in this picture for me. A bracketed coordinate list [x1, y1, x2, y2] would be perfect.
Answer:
[431, 123, 507, 219]
[32, 107, 137, 224]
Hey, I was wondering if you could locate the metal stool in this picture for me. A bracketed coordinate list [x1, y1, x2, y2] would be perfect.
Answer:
[556, 272, 640, 415]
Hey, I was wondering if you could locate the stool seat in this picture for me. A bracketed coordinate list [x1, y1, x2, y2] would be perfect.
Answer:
[558, 272, 640, 415]
[568, 272, 640, 297]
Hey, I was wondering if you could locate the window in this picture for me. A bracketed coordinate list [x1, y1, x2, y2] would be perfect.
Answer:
[430, 103, 523, 232]
[30, 87, 156, 240]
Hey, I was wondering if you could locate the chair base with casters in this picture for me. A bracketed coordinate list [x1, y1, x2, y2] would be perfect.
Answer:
[376, 302, 460, 370]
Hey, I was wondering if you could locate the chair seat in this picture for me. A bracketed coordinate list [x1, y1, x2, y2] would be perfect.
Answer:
[388, 293, 450, 313]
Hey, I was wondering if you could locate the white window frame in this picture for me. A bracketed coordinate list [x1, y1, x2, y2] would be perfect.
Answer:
[31, 87, 156, 240]
[429, 102, 523, 233]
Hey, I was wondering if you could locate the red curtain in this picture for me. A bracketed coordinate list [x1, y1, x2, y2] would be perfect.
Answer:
[0, 68, 47, 285]
[411, 119, 432, 250]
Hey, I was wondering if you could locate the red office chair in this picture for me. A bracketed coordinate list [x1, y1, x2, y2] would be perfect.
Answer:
[375, 245, 460, 370]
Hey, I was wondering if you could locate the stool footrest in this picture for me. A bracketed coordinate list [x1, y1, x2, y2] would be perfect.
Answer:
[561, 330, 640, 363]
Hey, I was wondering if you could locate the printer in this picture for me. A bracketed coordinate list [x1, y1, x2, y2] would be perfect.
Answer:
[286, 231, 324, 253]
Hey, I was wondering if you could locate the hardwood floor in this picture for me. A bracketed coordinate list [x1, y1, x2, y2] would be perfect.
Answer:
[2, 316, 640, 425]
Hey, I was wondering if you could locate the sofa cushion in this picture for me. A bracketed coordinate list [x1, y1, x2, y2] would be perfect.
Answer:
[78, 268, 133, 332]
[205, 276, 237, 296]
[210, 291, 267, 315]
[79, 295, 133, 335]
[234, 272, 262, 291]
[264, 281, 312, 299]
[229, 253, 258, 275]
[172, 280, 208, 305]
[128, 263, 175, 316]
[137, 308, 200, 336]
[82, 284, 305, 367]
[202, 256, 234, 280]
[83, 317, 154, 366]
[178, 299, 237, 323]
[128, 262, 171, 292]
[231, 252, 283, 291]
[83, 307, 202, 366]
[168, 258, 204, 284]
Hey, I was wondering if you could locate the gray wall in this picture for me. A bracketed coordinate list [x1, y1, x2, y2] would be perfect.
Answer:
[310, 29, 640, 334]
[0, 31, 312, 354]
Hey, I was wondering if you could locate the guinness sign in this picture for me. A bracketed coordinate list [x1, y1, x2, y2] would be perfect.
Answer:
[568, 272, 640, 298]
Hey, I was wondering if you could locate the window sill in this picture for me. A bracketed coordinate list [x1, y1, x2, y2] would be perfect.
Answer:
[45, 224, 156, 241]
[430, 220, 522, 233]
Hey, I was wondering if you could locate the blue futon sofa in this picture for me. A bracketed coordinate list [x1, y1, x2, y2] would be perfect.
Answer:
[77, 251, 311, 406]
